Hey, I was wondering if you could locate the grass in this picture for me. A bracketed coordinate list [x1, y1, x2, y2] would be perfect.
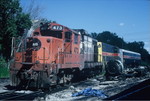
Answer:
[0, 62, 9, 78]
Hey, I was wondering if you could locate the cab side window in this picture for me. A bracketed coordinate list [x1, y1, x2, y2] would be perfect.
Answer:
[74, 34, 78, 44]
[65, 32, 72, 42]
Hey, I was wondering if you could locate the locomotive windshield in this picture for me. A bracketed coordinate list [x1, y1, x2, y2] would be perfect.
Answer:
[40, 23, 62, 39]
[40, 30, 62, 39]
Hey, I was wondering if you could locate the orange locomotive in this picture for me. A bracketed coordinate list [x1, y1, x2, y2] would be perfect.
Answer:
[10, 22, 103, 88]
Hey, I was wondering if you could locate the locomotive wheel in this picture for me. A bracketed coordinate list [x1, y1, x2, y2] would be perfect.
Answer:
[62, 75, 67, 86]
[62, 74, 72, 85]
[106, 60, 124, 76]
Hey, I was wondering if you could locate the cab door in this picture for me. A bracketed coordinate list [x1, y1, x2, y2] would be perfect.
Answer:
[64, 31, 72, 53]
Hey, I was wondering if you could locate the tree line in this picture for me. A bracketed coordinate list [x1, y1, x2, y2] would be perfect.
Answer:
[91, 31, 150, 65]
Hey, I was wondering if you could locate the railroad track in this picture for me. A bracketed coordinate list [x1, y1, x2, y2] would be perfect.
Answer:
[0, 90, 45, 100]
[0, 90, 16, 100]
[104, 80, 141, 92]
[0, 75, 149, 100]
[0, 84, 73, 100]
[105, 78, 150, 100]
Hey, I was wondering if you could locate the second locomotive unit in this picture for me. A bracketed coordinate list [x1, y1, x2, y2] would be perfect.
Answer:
[10, 22, 141, 88]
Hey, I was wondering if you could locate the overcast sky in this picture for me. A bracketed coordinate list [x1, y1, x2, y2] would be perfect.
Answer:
[21, 0, 150, 53]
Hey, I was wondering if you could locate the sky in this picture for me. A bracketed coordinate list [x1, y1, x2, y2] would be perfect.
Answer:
[20, 0, 150, 53]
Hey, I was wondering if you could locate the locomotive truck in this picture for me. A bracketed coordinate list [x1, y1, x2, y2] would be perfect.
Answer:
[10, 22, 141, 89]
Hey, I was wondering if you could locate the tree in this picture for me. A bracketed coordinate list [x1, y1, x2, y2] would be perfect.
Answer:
[126, 41, 144, 53]
[91, 32, 98, 39]
[22, 0, 43, 20]
[0, 0, 32, 60]
[96, 31, 127, 48]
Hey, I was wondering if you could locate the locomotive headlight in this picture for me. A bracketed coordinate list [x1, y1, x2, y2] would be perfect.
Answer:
[33, 43, 38, 47]
[32, 38, 41, 51]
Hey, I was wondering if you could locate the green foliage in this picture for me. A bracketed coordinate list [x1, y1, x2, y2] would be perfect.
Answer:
[0, 67, 9, 78]
[94, 31, 127, 48]
[91, 32, 98, 39]
[127, 41, 144, 53]
[0, 58, 6, 63]
[141, 61, 150, 66]
[0, 0, 32, 60]
[16, 13, 32, 36]
[0, 58, 9, 78]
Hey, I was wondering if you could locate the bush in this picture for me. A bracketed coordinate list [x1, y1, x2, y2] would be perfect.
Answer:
[141, 61, 150, 67]
[0, 58, 9, 78]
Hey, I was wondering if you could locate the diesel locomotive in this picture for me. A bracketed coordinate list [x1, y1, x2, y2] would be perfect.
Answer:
[10, 22, 141, 88]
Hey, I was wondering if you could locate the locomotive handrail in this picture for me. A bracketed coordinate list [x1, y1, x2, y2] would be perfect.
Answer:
[21, 62, 33, 65]
[11, 37, 15, 58]
[64, 40, 73, 52]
